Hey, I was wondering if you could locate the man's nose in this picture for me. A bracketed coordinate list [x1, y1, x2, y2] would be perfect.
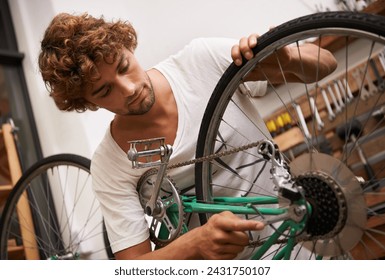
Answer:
[116, 77, 136, 97]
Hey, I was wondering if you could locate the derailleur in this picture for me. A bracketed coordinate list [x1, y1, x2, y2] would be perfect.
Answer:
[257, 140, 303, 202]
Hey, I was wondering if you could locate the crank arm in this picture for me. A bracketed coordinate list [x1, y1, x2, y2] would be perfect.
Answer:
[127, 137, 173, 215]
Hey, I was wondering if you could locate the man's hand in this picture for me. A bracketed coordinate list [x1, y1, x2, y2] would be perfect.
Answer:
[231, 33, 337, 84]
[231, 33, 259, 66]
[193, 211, 264, 260]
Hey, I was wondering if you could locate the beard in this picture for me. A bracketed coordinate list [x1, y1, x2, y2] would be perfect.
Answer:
[123, 73, 155, 116]
[126, 88, 155, 115]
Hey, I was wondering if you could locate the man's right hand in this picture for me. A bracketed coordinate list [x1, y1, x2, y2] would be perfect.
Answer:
[115, 211, 265, 260]
[193, 211, 265, 259]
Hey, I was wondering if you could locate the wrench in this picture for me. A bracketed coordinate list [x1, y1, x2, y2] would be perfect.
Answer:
[327, 84, 342, 113]
[309, 96, 324, 131]
[337, 78, 354, 103]
[333, 80, 345, 108]
[321, 88, 336, 121]
[352, 68, 372, 100]
[369, 58, 385, 93]
[378, 50, 385, 71]
[361, 66, 378, 95]
[294, 102, 311, 139]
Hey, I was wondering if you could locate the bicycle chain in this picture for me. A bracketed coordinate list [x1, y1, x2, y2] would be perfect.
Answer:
[166, 140, 264, 170]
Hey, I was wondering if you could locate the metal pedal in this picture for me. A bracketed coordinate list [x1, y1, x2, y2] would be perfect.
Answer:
[127, 137, 173, 169]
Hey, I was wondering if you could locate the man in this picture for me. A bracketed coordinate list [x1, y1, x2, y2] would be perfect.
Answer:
[39, 13, 337, 260]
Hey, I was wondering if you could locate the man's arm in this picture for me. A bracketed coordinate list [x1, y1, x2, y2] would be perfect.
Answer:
[115, 211, 264, 260]
[231, 33, 337, 84]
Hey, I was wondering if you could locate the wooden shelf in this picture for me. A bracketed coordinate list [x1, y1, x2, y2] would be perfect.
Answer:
[0, 123, 39, 259]
[7, 239, 25, 260]
[273, 126, 304, 152]
[0, 184, 12, 206]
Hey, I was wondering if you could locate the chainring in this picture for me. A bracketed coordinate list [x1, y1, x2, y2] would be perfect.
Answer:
[136, 168, 185, 247]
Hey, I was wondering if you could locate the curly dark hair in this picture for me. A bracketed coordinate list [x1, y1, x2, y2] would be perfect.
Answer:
[38, 13, 138, 112]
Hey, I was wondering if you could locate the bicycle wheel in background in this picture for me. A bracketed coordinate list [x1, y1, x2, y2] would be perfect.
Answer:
[0, 154, 113, 260]
[196, 12, 385, 259]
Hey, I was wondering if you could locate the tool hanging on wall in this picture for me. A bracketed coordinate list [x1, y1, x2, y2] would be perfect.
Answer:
[369, 58, 385, 93]
[266, 119, 278, 137]
[373, 105, 385, 121]
[352, 67, 373, 100]
[294, 102, 311, 139]
[275, 115, 285, 135]
[309, 96, 324, 131]
[378, 49, 385, 71]
[282, 112, 293, 130]
[338, 78, 354, 102]
[336, 119, 380, 191]
[333, 80, 345, 109]
[321, 88, 336, 121]
[327, 84, 342, 113]
[362, 66, 379, 95]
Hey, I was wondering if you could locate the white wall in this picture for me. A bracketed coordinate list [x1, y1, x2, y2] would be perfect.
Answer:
[8, 0, 339, 159]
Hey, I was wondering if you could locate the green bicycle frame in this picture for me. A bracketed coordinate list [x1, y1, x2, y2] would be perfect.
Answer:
[158, 195, 312, 260]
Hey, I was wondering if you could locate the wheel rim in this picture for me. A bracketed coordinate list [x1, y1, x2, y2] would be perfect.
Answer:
[196, 14, 385, 259]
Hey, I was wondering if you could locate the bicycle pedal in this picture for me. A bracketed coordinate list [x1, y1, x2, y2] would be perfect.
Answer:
[127, 137, 173, 169]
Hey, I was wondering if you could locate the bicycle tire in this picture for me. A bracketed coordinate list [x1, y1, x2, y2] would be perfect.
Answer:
[0, 154, 113, 260]
[195, 11, 385, 259]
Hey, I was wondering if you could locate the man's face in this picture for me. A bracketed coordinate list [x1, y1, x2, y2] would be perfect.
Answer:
[84, 48, 155, 116]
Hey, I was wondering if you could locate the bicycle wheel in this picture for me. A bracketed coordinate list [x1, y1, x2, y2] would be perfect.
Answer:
[195, 11, 385, 259]
[0, 154, 113, 260]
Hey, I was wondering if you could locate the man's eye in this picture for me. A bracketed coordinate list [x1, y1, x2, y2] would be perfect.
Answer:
[101, 86, 112, 97]
[118, 64, 129, 74]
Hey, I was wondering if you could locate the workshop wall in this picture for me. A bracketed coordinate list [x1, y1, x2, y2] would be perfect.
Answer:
[8, 0, 338, 158]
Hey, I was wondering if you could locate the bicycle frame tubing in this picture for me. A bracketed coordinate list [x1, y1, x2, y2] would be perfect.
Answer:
[159, 195, 311, 260]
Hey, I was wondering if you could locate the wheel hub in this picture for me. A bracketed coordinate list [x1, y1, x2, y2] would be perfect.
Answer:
[290, 153, 367, 257]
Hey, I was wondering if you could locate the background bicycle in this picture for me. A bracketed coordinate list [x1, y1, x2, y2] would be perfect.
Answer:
[0, 119, 112, 259]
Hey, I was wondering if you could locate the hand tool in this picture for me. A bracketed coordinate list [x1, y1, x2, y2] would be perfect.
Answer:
[327, 84, 342, 113]
[352, 68, 372, 100]
[337, 78, 353, 103]
[369, 58, 385, 93]
[294, 102, 311, 139]
[321, 88, 336, 121]
[333, 80, 345, 108]
[336, 119, 379, 190]
[361, 66, 378, 95]
[309, 96, 324, 131]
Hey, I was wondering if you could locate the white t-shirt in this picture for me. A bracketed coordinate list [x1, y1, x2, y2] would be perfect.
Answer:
[91, 38, 271, 255]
